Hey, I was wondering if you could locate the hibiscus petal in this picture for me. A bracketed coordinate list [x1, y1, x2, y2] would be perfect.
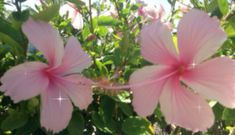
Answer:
[177, 9, 227, 64]
[0, 62, 49, 103]
[182, 57, 235, 108]
[57, 36, 92, 75]
[59, 3, 83, 30]
[160, 77, 214, 132]
[71, 12, 84, 30]
[40, 85, 73, 133]
[140, 21, 178, 65]
[130, 65, 173, 116]
[22, 18, 64, 66]
[59, 3, 76, 19]
[62, 74, 93, 110]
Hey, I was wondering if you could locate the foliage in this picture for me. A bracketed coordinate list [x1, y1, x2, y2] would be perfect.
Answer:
[0, 0, 234, 134]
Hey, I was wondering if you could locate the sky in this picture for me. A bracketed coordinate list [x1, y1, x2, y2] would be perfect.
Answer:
[4, 0, 173, 12]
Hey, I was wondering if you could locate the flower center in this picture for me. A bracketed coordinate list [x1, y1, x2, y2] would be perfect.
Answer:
[42, 68, 57, 82]
[176, 62, 196, 76]
[177, 65, 185, 75]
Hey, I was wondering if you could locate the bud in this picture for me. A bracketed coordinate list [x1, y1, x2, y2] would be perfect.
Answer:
[86, 34, 96, 41]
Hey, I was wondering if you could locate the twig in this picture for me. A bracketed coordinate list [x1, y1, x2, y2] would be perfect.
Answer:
[223, 10, 235, 21]
[88, 0, 94, 33]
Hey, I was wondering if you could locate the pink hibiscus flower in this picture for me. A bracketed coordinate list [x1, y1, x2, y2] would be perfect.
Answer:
[0, 18, 93, 133]
[130, 9, 235, 132]
[137, 4, 173, 30]
[138, 4, 165, 21]
[59, 1, 83, 30]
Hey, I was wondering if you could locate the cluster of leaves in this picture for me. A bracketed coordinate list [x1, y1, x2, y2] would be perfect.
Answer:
[0, 0, 234, 135]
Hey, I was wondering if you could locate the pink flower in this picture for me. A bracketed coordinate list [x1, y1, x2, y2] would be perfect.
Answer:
[59, 2, 83, 30]
[137, 4, 173, 30]
[0, 19, 93, 133]
[130, 9, 235, 132]
[138, 5, 165, 21]
[180, 4, 190, 13]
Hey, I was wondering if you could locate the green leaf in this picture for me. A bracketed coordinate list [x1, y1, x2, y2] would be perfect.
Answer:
[217, 0, 229, 15]
[100, 96, 116, 119]
[228, 16, 235, 25]
[117, 102, 133, 116]
[100, 96, 118, 133]
[67, 0, 86, 8]
[113, 48, 123, 66]
[224, 16, 235, 37]
[190, 0, 203, 8]
[222, 108, 235, 121]
[225, 23, 235, 37]
[92, 112, 112, 134]
[15, 118, 39, 135]
[33, 4, 60, 21]
[97, 26, 108, 37]
[0, 45, 10, 59]
[12, 10, 30, 22]
[92, 112, 104, 128]
[112, 91, 131, 103]
[68, 111, 85, 135]
[1, 111, 29, 130]
[27, 97, 39, 113]
[97, 16, 120, 26]
[128, 47, 140, 65]
[0, 0, 4, 13]
[95, 59, 108, 76]
[0, 18, 25, 46]
[122, 117, 153, 135]
[27, 98, 39, 109]
[0, 33, 20, 49]
[212, 103, 224, 120]
[208, 0, 218, 12]
[91, 96, 118, 134]
[82, 25, 91, 40]
[0, 18, 25, 56]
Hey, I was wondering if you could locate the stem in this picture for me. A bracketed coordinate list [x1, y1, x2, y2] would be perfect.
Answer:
[94, 70, 177, 90]
[88, 0, 94, 33]
[204, 0, 209, 12]
[113, 0, 129, 27]
[14, 0, 21, 13]
[169, 0, 176, 23]
[223, 10, 235, 21]
[113, 0, 121, 18]
[87, 0, 98, 69]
